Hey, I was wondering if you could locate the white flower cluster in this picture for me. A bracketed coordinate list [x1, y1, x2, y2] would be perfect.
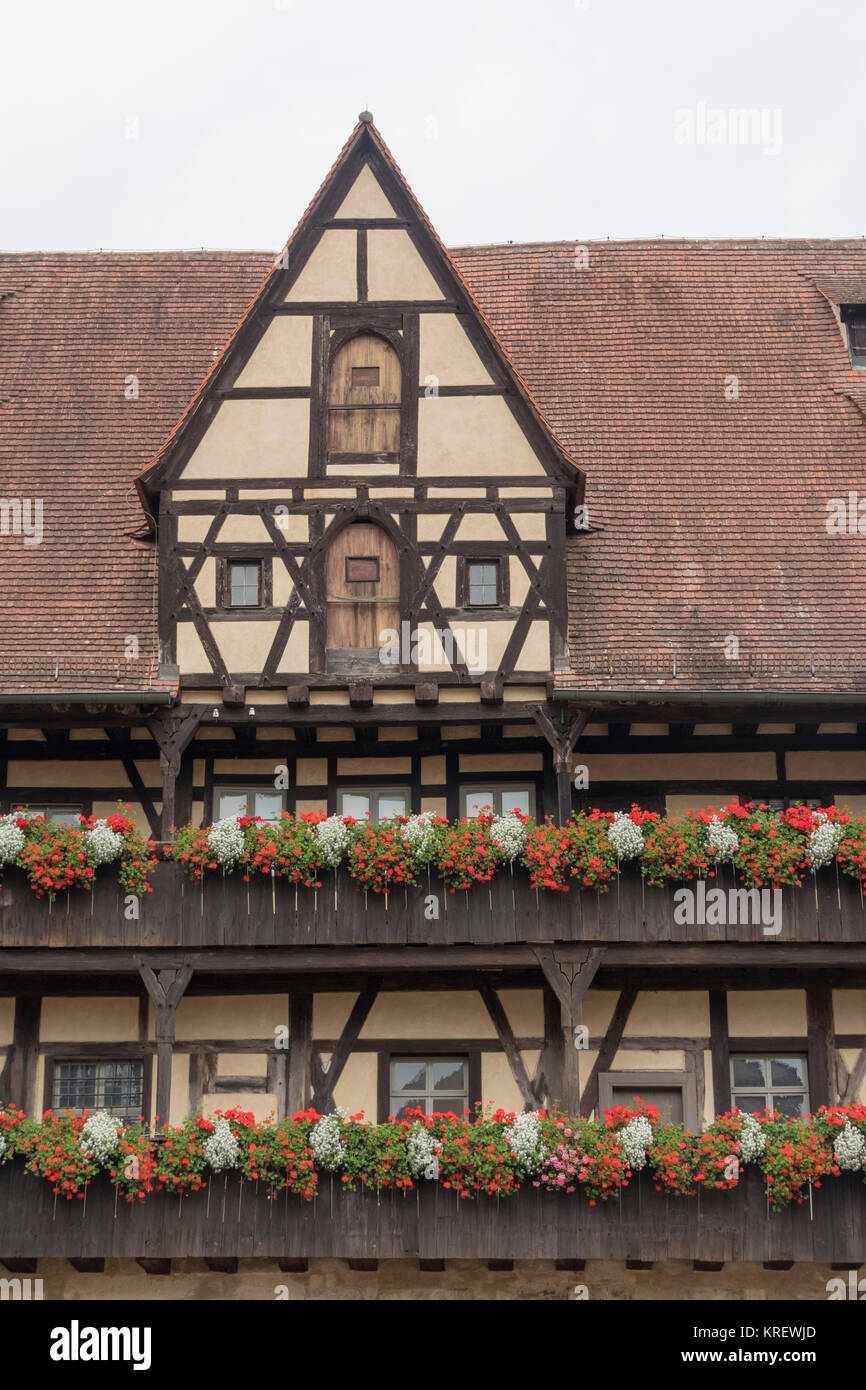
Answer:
[737, 1110, 766, 1163]
[203, 1116, 239, 1172]
[401, 812, 439, 864]
[407, 1122, 441, 1180]
[0, 1129, 6, 1162]
[314, 815, 352, 869]
[619, 1114, 654, 1171]
[833, 1122, 866, 1172]
[206, 816, 246, 868]
[79, 1110, 122, 1164]
[806, 813, 842, 872]
[0, 815, 25, 867]
[708, 815, 739, 863]
[85, 819, 124, 866]
[607, 812, 644, 861]
[503, 1111, 546, 1172]
[489, 813, 528, 863]
[309, 1112, 346, 1172]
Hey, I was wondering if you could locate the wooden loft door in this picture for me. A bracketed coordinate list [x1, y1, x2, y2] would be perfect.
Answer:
[328, 333, 402, 459]
[325, 522, 400, 674]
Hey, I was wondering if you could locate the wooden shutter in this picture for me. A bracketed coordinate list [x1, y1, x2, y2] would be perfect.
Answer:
[325, 523, 400, 672]
[328, 335, 402, 455]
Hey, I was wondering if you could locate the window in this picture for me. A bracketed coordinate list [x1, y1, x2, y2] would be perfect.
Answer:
[467, 562, 499, 607]
[19, 805, 84, 825]
[345, 556, 379, 583]
[228, 562, 261, 608]
[730, 1054, 810, 1118]
[389, 1057, 469, 1121]
[53, 1060, 144, 1122]
[841, 305, 866, 367]
[598, 1070, 700, 1132]
[328, 334, 402, 458]
[462, 786, 535, 818]
[338, 787, 410, 822]
[214, 787, 286, 822]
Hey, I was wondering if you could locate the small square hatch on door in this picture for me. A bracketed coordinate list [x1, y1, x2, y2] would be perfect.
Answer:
[345, 556, 380, 582]
[351, 366, 380, 387]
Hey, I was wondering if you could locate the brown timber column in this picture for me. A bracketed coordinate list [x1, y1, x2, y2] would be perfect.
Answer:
[146, 709, 204, 842]
[287, 992, 313, 1114]
[806, 982, 836, 1108]
[3, 996, 41, 1114]
[535, 948, 604, 1115]
[136, 958, 194, 1127]
[532, 706, 589, 824]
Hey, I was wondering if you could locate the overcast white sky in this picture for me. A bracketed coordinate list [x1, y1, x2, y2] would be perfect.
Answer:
[1, 0, 864, 250]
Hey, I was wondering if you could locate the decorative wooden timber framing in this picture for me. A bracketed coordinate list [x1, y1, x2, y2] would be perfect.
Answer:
[534, 946, 605, 1114]
[135, 957, 194, 1127]
[532, 705, 589, 823]
[578, 986, 638, 1117]
[146, 708, 203, 838]
[475, 976, 543, 1109]
[310, 977, 381, 1113]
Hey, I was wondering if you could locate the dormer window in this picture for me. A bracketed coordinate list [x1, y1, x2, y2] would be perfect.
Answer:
[841, 305, 866, 367]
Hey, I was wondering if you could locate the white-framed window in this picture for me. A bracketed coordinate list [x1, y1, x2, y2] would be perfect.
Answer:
[213, 787, 286, 822]
[338, 787, 410, 822]
[228, 561, 261, 607]
[461, 785, 534, 818]
[21, 805, 84, 826]
[730, 1054, 810, 1118]
[389, 1056, 469, 1121]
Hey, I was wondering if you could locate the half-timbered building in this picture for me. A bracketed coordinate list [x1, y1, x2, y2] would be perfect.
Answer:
[1, 113, 865, 1299]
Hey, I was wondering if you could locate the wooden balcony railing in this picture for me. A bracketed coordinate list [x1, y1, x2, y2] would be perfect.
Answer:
[1, 1161, 863, 1263]
[0, 861, 863, 951]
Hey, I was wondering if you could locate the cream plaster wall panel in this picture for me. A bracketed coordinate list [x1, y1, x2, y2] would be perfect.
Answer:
[201, 1092, 277, 1123]
[295, 797, 327, 815]
[367, 229, 444, 301]
[418, 396, 546, 477]
[0, 998, 16, 1045]
[421, 796, 447, 815]
[370, 488, 415, 499]
[630, 724, 669, 736]
[40, 997, 140, 1043]
[609, 1049, 686, 1071]
[176, 625, 213, 672]
[585, 723, 608, 736]
[178, 400, 310, 480]
[429, 620, 510, 675]
[193, 729, 234, 741]
[131, 760, 163, 788]
[453, 513, 507, 543]
[175, 996, 286, 1042]
[285, 230, 356, 302]
[837, 795, 866, 816]
[507, 513, 547, 540]
[93, 800, 150, 836]
[313, 994, 356, 1038]
[429, 487, 488, 498]
[256, 728, 295, 740]
[692, 724, 732, 735]
[243, 690, 285, 704]
[515, 620, 552, 672]
[500, 488, 551, 498]
[665, 795, 710, 818]
[832, 990, 866, 1033]
[272, 565, 295, 607]
[194, 556, 217, 608]
[726, 991, 807, 1035]
[275, 624, 310, 674]
[338, 757, 411, 777]
[460, 752, 543, 773]
[579, 752, 777, 782]
[315, 730, 353, 743]
[504, 724, 537, 738]
[215, 621, 280, 671]
[7, 728, 45, 741]
[297, 759, 328, 786]
[509, 558, 530, 605]
[374, 690, 415, 706]
[169, 1054, 188, 1125]
[482, 1053, 527, 1114]
[172, 489, 227, 500]
[624, 992, 709, 1036]
[35, 1056, 45, 1116]
[436, 555, 457, 607]
[311, 691, 351, 706]
[442, 725, 481, 740]
[499, 990, 544, 1037]
[819, 723, 858, 734]
[789, 751, 866, 779]
[216, 513, 275, 545]
[359, 993, 497, 1039]
[177, 514, 214, 543]
[577, 1049, 598, 1097]
[840, 1050, 866, 1101]
[7, 761, 130, 789]
[757, 724, 796, 735]
[333, 1053, 378, 1119]
[213, 758, 283, 776]
[381, 726, 416, 741]
[69, 729, 108, 742]
[216, 1053, 268, 1077]
[233, 316, 313, 388]
[422, 756, 446, 784]
[191, 801, 204, 826]
[418, 313, 493, 387]
[334, 164, 397, 219]
[582, 991, 618, 1035]
[417, 514, 447, 542]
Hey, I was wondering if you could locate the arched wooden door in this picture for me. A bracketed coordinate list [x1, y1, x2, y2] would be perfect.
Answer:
[328, 334, 402, 457]
[325, 522, 400, 673]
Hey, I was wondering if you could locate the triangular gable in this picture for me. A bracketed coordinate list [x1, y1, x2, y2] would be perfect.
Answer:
[137, 115, 583, 508]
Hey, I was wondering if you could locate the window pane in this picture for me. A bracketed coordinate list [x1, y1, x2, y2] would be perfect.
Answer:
[253, 792, 284, 822]
[773, 1093, 808, 1118]
[465, 790, 495, 818]
[55, 1061, 143, 1121]
[230, 564, 259, 606]
[731, 1057, 766, 1088]
[55, 1062, 97, 1110]
[770, 1057, 805, 1088]
[378, 794, 407, 820]
[216, 792, 247, 820]
[468, 563, 497, 605]
[392, 1061, 427, 1092]
[391, 1096, 426, 1121]
[432, 1060, 467, 1092]
[733, 1094, 768, 1114]
[342, 793, 371, 819]
[501, 789, 531, 816]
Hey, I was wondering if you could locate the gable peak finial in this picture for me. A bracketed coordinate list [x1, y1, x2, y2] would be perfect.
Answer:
[359, 109, 373, 124]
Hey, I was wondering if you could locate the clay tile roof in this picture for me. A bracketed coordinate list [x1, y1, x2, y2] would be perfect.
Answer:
[3, 236, 866, 697]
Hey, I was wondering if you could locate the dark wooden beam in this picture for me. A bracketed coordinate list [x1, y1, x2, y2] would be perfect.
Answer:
[535, 947, 604, 1115]
[476, 977, 541, 1109]
[137, 1258, 171, 1275]
[709, 990, 732, 1113]
[806, 982, 836, 1107]
[136, 958, 194, 1127]
[311, 978, 381, 1111]
[579, 986, 638, 1117]
[205, 1258, 238, 1273]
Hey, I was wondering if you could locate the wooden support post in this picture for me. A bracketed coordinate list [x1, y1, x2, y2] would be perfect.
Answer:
[146, 709, 203, 841]
[535, 948, 604, 1116]
[287, 992, 312, 1115]
[136, 958, 194, 1128]
[4, 997, 41, 1115]
[709, 990, 731, 1114]
[806, 982, 836, 1107]
[532, 705, 589, 825]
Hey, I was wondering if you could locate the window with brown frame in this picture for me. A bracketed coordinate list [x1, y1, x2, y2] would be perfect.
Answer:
[597, 1070, 700, 1132]
[47, 1057, 149, 1123]
[377, 1049, 482, 1123]
[456, 557, 509, 609]
[841, 305, 866, 367]
[215, 557, 272, 610]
